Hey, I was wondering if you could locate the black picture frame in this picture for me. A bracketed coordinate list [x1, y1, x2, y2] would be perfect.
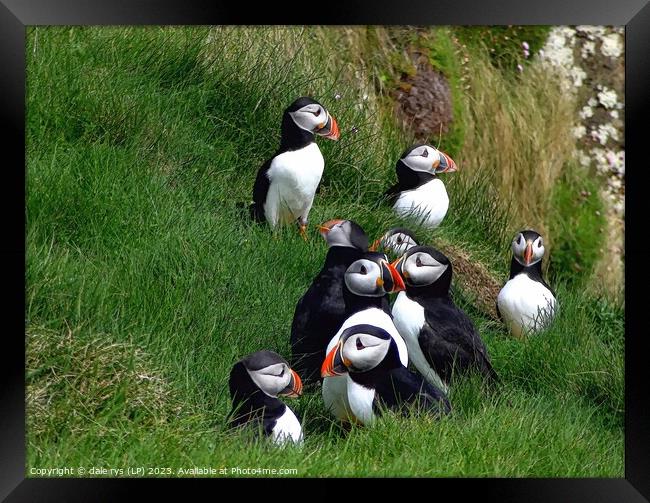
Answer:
[3, 0, 648, 500]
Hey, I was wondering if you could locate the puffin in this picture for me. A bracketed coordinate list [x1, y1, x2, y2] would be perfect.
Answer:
[391, 246, 498, 392]
[250, 97, 340, 238]
[228, 350, 304, 445]
[321, 252, 408, 423]
[321, 324, 451, 425]
[369, 227, 419, 257]
[384, 144, 457, 229]
[497, 230, 557, 337]
[290, 219, 369, 385]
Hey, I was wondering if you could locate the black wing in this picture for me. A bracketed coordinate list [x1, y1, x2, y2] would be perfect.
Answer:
[420, 300, 499, 383]
[380, 294, 392, 316]
[496, 300, 503, 322]
[383, 183, 402, 205]
[374, 366, 451, 417]
[250, 157, 273, 222]
[290, 275, 347, 386]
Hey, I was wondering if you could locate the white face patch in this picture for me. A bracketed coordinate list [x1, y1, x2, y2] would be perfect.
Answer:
[341, 332, 390, 372]
[326, 221, 354, 248]
[344, 259, 382, 297]
[402, 251, 448, 286]
[401, 145, 441, 173]
[512, 233, 545, 266]
[289, 104, 329, 133]
[381, 232, 418, 256]
[246, 363, 292, 397]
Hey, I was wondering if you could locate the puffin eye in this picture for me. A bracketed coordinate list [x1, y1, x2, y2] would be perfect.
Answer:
[312, 108, 321, 117]
[421, 149, 429, 158]
[516, 235, 522, 245]
[537, 239, 543, 248]
[416, 256, 422, 267]
[396, 236, 403, 244]
[359, 265, 367, 275]
[356, 338, 365, 350]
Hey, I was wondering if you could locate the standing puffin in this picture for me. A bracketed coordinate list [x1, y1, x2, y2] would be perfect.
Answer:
[321, 252, 408, 423]
[250, 97, 340, 238]
[228, 350, 303, 445]
[384, 144, 457, 229]
[290, 219, 369, 385]
[321, 324, 450, 425]
[391, 246, 498, 392]
[497, 230, 557, 337]
[370, 227, 420, 257]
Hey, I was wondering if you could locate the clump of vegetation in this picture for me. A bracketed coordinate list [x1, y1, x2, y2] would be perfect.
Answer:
[456, 25, 551, 72]
[306, 27, 466, 157]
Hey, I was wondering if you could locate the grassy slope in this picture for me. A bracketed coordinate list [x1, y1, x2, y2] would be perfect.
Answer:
[26, 27, 623, 476]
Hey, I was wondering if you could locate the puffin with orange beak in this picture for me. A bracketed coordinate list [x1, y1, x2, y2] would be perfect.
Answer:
[228, 350, 304, 445]
[320, 252, 410, 423]
[497, 230, 557, 337]
[391, 246, 499, 393]
[384, 144, 457, 230]
[250, 96, 340, 239]
[321, 324, 450, 425]
[290, 219, 369, 385]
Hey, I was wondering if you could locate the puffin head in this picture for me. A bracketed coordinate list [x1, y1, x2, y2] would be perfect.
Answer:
[369, 227, 419, 256]
[230, 350, 302, 400]
[284, 97, 340, 141]
[511, 230, 545, 267]
[391, 245, 452, 293]
[344, 252, 406, 298]
[317, 219, 369, 251]
[398, 144, 457, 175]
[321, 324, 396, 377]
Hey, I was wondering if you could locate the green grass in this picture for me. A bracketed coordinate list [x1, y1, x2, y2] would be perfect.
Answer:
[455, 25, 551, 73]
[26, 26, 623, 477]
[547, 166, 606, 287]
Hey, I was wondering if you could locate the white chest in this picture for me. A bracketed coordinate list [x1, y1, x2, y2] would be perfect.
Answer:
[265, 143, 324, 224]
[497, 274, 557, 337]
[346, 379, 377, 425]
[393, 178, 449, 229]
[392, 291, 425, 343]
[271, 406, 303, 445]
[392, 292, 447, 393]
[322, 374, 352, 421]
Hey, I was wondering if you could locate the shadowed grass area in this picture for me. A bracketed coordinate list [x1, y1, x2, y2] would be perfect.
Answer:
[26, 26, 623, 477]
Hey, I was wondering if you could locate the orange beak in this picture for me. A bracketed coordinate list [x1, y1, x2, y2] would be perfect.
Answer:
[317, 114, 340, 141]
[321, 342, 347, 378]
[436, 151, 457, 173]
[317, 218, 344, 237]
[390, 256, 408, 287]
[280, 369, 303, 398]
[382, 259, 406, 293]
[524, 241, 534, 265]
